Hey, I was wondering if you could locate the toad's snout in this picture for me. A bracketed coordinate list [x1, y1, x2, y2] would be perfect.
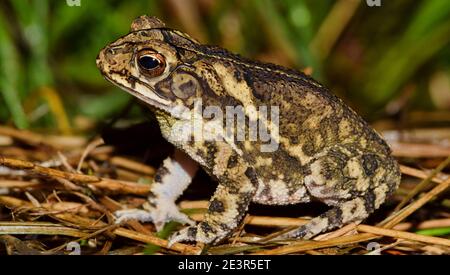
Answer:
[95, 47, 108, 74]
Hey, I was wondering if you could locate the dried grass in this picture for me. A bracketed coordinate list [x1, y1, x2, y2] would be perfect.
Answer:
[0, 126, 449, 255]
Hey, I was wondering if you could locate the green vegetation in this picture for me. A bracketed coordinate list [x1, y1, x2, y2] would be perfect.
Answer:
[0, 0, 449, 132]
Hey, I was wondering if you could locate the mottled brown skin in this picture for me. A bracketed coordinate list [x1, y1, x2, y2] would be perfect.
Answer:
[96, 16, 401, 245]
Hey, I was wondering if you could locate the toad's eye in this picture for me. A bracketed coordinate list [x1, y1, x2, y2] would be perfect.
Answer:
[136, 50, 166, 77]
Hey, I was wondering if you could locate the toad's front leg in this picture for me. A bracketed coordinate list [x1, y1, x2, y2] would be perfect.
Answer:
[169, 165, 259, 245]
[115, 149, 198, 231]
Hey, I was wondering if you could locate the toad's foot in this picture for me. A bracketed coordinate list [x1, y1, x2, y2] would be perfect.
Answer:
[115, 203, 194, 232]
[167, 222, 220, 247]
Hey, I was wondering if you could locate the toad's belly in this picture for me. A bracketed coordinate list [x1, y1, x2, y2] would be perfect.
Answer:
[252, 179, 310, 205]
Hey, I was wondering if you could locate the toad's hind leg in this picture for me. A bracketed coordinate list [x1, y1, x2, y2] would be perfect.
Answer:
[282, 195, 375, 240]
[278, 144, 400, 240]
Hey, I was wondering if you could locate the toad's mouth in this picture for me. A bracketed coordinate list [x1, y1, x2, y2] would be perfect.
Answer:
[99, 70, 174, 112]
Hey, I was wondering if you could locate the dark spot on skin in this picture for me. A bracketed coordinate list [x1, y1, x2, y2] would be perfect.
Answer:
[127, 75, 137, 89]
[209, 199, 225, 213]
[319, 115, 341, 144]
[268, 151, 305, 197]
[138, 31, 151, 37]
[154, 166, 169, 183]
[221, 178, 241, 194]
[325, 206, 342, 227]
[243, 71, 266, 101]
[307, 179, 318, 187]
[226, 154, 238, 169]
[364, 189, 376, 213]
[171, 71, 201, 100]
[236, 193, 252, 216]
[154, 174, 162, 182]
[322, 166, 335, 181]
[188, 227, 197, 238]
[284, 152, 302, 166]
[302, 165, 312, 176]
[188, 138, 195, 147]
[302, 142, 315, 157]
[233, 69, 243, 82]
[244, 167, 259, 186]
[110, 69, 127, 77]
[386, 166, 401, 197]
[175, 80, 196, 99]
[221, 61, 233, 69]
[147, 191, 157, 199]
[219, 223, 230, 231]
[161, 30, 175, 45]
[362, 154, 379, 176]
[201, 222, 216, 234]
[349, 189, 363, 198]
[294, 227, 309, 239]
[349, 204, 358, 215]
[342, 143, 360, 156]
[252, 83, 271, 101]
[196, 148, 205, 159]
[203, 141, 218, 168]
[328, 148, 349, 168]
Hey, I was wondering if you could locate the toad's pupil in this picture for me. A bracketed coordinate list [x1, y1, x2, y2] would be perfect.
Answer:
[139, 55, 160, 70]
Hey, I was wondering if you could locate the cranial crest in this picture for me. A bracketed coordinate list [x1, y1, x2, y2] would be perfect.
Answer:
[131, 15, 166, 31]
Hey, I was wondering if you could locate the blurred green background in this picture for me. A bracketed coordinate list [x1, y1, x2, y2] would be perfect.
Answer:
[0, 0, 449, 135]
